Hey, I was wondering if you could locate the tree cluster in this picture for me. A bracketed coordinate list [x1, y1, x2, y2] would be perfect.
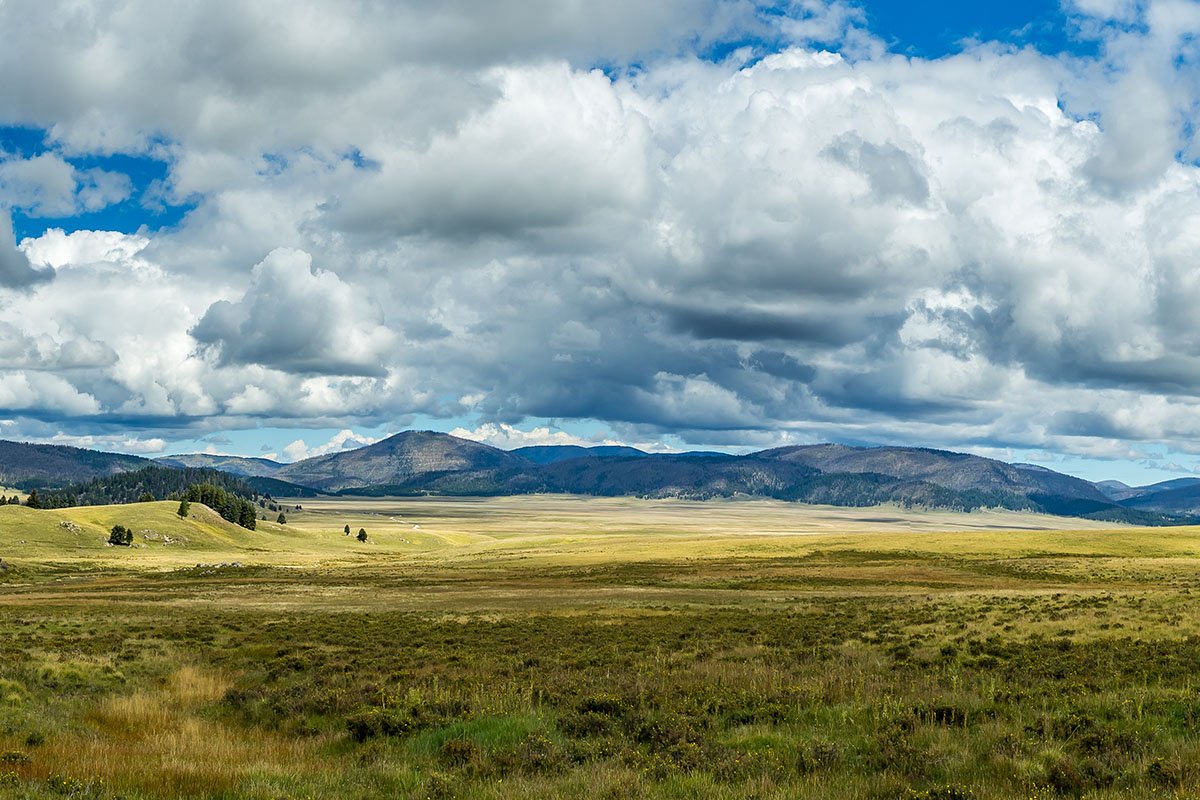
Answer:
[36, 466, 262, 510]
[108, 524, 133, 546]
[184, 484, 257, 530]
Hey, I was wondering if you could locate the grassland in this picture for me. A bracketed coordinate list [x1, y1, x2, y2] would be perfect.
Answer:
[2, 496, 1200, 798]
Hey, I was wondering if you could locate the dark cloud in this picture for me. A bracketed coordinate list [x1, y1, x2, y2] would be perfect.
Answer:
[190, 248, 394, 377]
[0, 211, 52, 287]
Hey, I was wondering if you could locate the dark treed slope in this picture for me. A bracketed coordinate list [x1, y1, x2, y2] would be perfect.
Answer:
[38, 465, 267, 508]
[512, 445, 727, 463]
[757, 444, 1108, 505]
[511, 445, 650, 464]
[155, 453, 285, 478]
[276, 430, 531, 492]
[0, 440, 152, 488]
[1118, 482, 1200, 514]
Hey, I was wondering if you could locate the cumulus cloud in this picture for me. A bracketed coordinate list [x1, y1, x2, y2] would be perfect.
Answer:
[0, 153, 130, 216]
[449, 422, 623, 450]
[191, 248, 395, 376]
[0, 211, 52, 287]
[0, 0, 1197, 471]
[282, 428, 381, 462]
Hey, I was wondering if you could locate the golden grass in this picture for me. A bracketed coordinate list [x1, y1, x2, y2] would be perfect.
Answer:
[28, 666, 321, 796]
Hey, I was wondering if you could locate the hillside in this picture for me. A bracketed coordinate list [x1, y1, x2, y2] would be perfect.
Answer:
[511, 445, 649, 464]
[5, 431, 1197, 524]
[0, 501, 260, 559]
[156, 453, 285, 478]
[0, 440, 151, 488]
[757, 444, 1108, 503]
[276, 430, 530, 491]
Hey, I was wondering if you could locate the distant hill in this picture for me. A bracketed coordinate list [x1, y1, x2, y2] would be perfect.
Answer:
[1117, 481, 1200, 514]
[0, 440, 151, 489]
[756, 444, 1108, 504]
[9, 431, 1200, 524]
[511, 445, 649, 464]
[1096, 480, 1133, 500]
[156, 453, 285, 478]
[276, 430, 530, 492]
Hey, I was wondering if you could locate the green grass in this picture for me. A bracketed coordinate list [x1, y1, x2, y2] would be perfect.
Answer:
[3, 496, 1200, 797]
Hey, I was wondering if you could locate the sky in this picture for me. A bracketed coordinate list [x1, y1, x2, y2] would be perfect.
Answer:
[1, 0, 1199, 485]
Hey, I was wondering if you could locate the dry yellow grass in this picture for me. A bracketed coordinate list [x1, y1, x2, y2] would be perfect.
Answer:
[27, 666, 322, 796]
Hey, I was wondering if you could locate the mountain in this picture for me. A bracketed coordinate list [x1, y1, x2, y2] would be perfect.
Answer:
[8, 431, 1200, 524]
[317, 434, 1181, 520]
[1097, 477, 1200, 504]
[0, 440, 152, 489]
[756, 444, 1109, 505]
[511, 445, 649, 464]
[156, 453, 285, 478]
[1095, 480, 1133, 500]
[1117, 481, 1200, 514]
[276, 430, 531, 492]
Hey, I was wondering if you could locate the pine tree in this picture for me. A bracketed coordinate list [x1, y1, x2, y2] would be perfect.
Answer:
[24, 490, 41, 509]
[276, 512, 287, 524]
[177, 498, 190, 519]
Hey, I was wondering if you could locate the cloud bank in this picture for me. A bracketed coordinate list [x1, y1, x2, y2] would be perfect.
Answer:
[0, 0, 1199, 466]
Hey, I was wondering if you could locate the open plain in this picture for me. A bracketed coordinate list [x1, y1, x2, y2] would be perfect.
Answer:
[2, 495, 1200, 799]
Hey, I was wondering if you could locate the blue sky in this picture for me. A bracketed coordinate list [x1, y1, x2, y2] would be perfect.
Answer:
[1, 0, 1199, 486]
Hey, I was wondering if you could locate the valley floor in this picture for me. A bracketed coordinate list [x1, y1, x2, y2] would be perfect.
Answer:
[1, 496, 1199, 798]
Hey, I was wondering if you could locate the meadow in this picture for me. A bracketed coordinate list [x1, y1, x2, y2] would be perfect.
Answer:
[1, 495, 1199, 798]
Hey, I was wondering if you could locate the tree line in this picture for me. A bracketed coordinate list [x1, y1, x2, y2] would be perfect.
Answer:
[24, 466, 261, 530]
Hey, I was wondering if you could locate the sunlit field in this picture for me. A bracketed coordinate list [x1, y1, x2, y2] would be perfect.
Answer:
[2, 495, 1200, 798]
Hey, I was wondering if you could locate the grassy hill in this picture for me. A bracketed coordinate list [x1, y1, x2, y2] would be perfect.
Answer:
[0, 502, 259, 558]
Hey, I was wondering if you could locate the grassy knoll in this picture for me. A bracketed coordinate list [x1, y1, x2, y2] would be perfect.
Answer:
[2, 496, 1200, 798]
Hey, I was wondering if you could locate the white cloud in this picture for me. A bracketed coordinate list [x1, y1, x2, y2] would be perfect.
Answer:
[0, 153, 130, 216]
[41, 432, 167, 454]
[191, 248, 396, 376]
[282, 428, 381, 462]
[0, 1, 1197, 470]
[449, 422, 623, 450]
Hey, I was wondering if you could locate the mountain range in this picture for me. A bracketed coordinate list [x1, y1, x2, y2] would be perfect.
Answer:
[1, 432, 1199, 523]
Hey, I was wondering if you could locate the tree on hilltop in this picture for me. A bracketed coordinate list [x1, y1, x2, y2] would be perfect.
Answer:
[177, 498, 190, 519]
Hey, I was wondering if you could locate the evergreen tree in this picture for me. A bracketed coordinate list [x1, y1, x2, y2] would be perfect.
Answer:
[139, 492, 154, 502]
[177, 498, 190, 519]
[108, 524, 133, 546]
[276, 512, 287, 524]
[357, 528, 368, 542]
[344, 524, 351, 535]
[24, 490, 41, 509]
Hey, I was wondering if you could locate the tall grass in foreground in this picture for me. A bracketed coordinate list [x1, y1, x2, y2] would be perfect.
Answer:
[4, 518, 1200, 798]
